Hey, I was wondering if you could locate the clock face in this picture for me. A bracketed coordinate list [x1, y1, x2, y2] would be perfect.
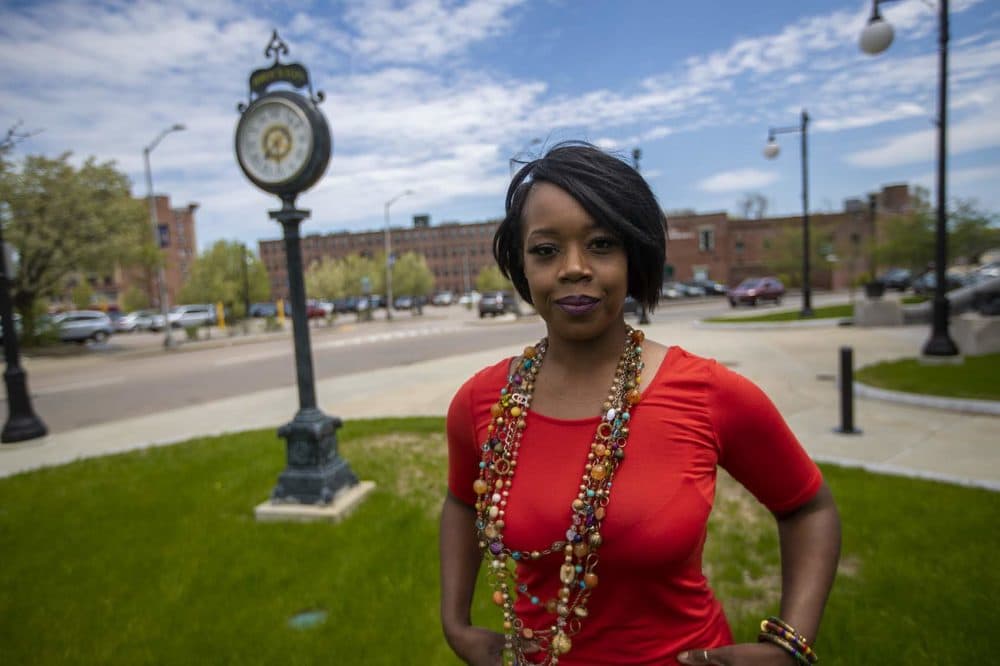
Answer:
[237, 96, 314, 185]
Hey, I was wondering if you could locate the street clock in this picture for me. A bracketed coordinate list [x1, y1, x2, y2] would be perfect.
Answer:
[235, 31, 331, 197]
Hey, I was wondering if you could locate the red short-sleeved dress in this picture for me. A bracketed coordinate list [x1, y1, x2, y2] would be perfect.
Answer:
[447, 346, 822, 665]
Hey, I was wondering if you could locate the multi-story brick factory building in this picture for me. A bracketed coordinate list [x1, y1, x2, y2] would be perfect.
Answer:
[259, 184, 912, 300]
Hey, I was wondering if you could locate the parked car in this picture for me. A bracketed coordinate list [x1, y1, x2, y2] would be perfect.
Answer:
[393, 295, 415, 310]
[661, 282, 684, 299]
[728, 277, 785, 307]
[877, 268, 913, 291]
[690, 279, 727, 296]
[680, 281, 707, 297]
[249, 302, 278, 318]
[168, 304, 216, 328]
[52, 310, 114, 343]
[911, 271, 965, 295]
[116, 309, 159, 332]
[432, 290, 454, 306]
[478, 290, 517, 317]
[458, 291, 482, 306]
[305, 301, 327, 318]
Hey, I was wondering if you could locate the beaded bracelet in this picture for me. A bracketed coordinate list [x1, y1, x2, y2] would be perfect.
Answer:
[757, 616, 818, 664]
[761, 619, 818, 662]
[758, 632, 812, 665]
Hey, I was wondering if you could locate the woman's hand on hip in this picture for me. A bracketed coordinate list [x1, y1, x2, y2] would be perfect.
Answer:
[678, 642, 797, 665]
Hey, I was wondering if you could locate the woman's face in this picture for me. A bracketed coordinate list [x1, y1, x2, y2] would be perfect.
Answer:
[520, 182, 629, 343]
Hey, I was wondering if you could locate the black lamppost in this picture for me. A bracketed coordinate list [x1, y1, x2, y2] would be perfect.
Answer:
[861, 0, 959, 357]
[631, 147, 651, 325]
[0, 225, 46, 443]
[764, 109, 813, 317]
[144, 123, 185, 349]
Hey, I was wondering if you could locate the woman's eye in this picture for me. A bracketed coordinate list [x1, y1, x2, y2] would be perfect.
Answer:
[590, 237, 619, 251]
[528, 244, 557, 257]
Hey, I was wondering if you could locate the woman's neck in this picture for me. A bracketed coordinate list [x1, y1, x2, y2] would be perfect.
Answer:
[543, 319, 629, 372]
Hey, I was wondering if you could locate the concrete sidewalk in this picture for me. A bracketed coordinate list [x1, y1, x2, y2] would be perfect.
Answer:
[1, 318, 997, 490]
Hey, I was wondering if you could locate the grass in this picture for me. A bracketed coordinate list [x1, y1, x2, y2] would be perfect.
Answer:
[705, 303, 853, 323]
[1, 417, 997, 664]
[856, 352, 1000, 401]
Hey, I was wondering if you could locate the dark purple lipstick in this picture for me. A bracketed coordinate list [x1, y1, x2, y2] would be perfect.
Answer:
[555, 295, 600, 316]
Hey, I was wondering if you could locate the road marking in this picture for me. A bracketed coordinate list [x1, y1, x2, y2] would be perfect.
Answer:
[33, 376, 126, 396]
[212, 324, 465, 367]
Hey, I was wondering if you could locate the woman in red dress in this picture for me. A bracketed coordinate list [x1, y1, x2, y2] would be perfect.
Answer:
[440, 143, 840, 666]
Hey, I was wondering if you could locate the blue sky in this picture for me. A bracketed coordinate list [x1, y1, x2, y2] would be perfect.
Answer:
[1, 0, 998, 252]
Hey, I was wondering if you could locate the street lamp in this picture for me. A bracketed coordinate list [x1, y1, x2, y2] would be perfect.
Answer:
[0, 223, 46, 443]
[763, 109, 813, 317]
[860, 0, 959, 357]
[383, 189, 414, 321]
[143, 123, 185, 349]
[509, 137, 542, 176]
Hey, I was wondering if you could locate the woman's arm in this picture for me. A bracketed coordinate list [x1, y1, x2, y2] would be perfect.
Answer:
[440, 491, 505, 665]
[774, 481, 841, 643]
[679, 483, 841, 665]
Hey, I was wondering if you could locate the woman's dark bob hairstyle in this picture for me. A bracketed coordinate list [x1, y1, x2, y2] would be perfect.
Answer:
[493, 141, 667, 310]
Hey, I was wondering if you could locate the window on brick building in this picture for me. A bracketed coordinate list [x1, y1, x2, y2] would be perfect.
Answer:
[735, 240, 745, 253]
[698, 227, 715, 252]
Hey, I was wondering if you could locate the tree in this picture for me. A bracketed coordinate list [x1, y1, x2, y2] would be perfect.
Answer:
[0, 152, 151, 343]
[760, 225, 833, 288]
[121, 285, 150, 312]
[305, 257, 348, 301]
[475, 265, 512, 292]
[179, 241, 269, 319]
[872, 188, 998, 270]
[70, 280, 94, 309]
[392, 252, 434, 314]
[949, 200, 999, 264]
[737, 192, 769, 219]
[341, 254, 383, 297]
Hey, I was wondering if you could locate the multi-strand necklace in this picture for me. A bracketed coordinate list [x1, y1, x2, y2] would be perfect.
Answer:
[473, 326, 645, 665]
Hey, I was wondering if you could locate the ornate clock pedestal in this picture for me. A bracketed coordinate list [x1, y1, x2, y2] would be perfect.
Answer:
[254, 198, 368, 518]
[271, 408, 358, 505]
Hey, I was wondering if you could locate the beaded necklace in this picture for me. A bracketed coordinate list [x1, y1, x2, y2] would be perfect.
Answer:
[473, 327, 645, 665]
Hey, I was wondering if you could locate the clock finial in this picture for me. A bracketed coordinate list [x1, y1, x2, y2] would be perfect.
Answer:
[265, 30, 289, 65]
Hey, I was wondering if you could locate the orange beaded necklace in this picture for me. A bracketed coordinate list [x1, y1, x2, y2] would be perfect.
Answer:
[473, 327, 645, 665]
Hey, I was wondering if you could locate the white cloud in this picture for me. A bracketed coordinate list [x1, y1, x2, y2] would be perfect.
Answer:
[698, 169, 779, 193]
[345, 0, 527, 65]
[846, 114, 1000, 167]
[813, 103, 926, 132]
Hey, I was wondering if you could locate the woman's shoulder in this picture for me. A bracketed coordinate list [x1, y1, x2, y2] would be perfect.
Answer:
[649, 343, 724, 381]
[452, 356, 513, 405]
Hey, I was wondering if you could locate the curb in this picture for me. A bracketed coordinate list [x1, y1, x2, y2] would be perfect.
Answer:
[812, 454, 1000, 492]
[694, 317, 850, 330]
[854, 381, 1000, 416]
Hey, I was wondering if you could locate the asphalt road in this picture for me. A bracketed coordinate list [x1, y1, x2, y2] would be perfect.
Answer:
[8, 295, 838, 433]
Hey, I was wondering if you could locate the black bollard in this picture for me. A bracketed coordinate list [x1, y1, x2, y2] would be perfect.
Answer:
[835, 346, 862, 435]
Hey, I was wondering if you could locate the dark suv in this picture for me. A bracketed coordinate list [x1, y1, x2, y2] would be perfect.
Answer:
[478, 291, 517, 318]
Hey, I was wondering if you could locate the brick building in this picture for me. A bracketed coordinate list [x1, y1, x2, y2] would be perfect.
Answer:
[117, 195, 199, 308]
[259, 184, 912, 299]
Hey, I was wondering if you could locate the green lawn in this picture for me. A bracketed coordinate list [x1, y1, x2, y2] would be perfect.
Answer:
[705, 303, 853, 323]
[0, 418, 996, 664]
[856, 352, 1000, 401]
